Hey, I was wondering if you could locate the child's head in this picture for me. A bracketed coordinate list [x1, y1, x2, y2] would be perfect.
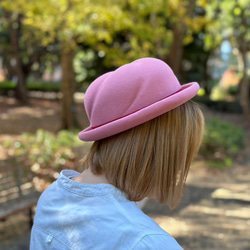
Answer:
[79, 57, 204, 208]
[82, 100, 204, 208]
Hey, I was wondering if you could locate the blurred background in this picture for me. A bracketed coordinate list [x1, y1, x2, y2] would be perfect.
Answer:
[0, 0, 249, 249]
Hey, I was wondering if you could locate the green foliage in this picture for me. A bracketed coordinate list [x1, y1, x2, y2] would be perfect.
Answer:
[197, 88, 206, 96]
[201, 118, 245, 168]
[27, 81, 61, 92]
[209, 82, 240, 102]
[4, 129, 84, 169]
[1, 0, 210, 68]
[73, 49, 97, 86]
[204, 0, 250, 50]
[0, 81, 61, 92]
[1, 0, 131, 48]
[193, 96, 242, 113]
[210, 85, 228, 101]
[0, 81, 16, 89]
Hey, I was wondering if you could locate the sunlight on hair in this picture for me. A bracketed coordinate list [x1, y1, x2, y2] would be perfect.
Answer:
[82, 101, 204, 209]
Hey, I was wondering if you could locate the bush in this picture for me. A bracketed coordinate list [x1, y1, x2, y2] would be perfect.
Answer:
[193, 96, 242, 113]
[27, 81, 61, 92]
[0, 80, 16, 89]
[200, 118, 245, 168]
[0, 80, 61, 92]
[3, 129, 84, 170]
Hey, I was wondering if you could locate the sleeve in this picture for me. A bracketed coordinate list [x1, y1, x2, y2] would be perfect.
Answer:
[133, 234, 183, 250]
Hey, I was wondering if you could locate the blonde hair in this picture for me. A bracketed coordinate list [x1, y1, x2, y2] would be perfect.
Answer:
[82, 100, 204, 208]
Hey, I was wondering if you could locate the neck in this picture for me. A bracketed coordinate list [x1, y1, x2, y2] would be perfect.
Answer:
[72, 168, 110, 185]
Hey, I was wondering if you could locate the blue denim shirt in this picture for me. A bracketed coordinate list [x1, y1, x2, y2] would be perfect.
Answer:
[30, 170, 183, 250]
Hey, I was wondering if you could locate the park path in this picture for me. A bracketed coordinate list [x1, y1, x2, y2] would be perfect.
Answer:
[144, 162, 250, 250]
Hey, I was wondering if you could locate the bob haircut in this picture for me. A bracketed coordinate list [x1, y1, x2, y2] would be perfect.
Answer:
[82, 100, 204, 208]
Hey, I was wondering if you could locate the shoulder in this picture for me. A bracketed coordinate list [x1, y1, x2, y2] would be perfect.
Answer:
[133, 234, 183, 250]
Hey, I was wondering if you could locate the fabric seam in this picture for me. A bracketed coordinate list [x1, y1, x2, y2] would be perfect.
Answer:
[131, 233, 175, 249]
[33, 223, 73, 250]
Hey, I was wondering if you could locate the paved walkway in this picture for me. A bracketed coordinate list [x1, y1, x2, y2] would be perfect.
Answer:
[144, 163, 250, 250]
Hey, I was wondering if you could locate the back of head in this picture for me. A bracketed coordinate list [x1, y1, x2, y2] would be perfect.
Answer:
[83, 100, 204, 209]
[79, 57, 204, 208]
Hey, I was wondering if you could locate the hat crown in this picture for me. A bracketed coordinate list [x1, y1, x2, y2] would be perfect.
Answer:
[84, 58, 181, 128]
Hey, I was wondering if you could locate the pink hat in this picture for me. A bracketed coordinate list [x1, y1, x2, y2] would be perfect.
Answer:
[79, 58, 200, 141]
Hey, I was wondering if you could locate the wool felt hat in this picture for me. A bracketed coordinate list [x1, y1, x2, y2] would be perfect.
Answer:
[79, 57, 200, 141]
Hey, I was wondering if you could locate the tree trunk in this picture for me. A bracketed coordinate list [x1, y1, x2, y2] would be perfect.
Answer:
[239, 42, 249, 116]
[238, 16, 249, 116]
[166, 23, 185, 77]
[15, 70, 28, 102]
[6, 12, 28, 103]
[203, 51, 211, 95]
[165, 0, 196, 78]
[61, 48, 77, 130]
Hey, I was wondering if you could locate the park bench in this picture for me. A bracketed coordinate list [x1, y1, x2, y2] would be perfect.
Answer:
[0, 155, 40, 227]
